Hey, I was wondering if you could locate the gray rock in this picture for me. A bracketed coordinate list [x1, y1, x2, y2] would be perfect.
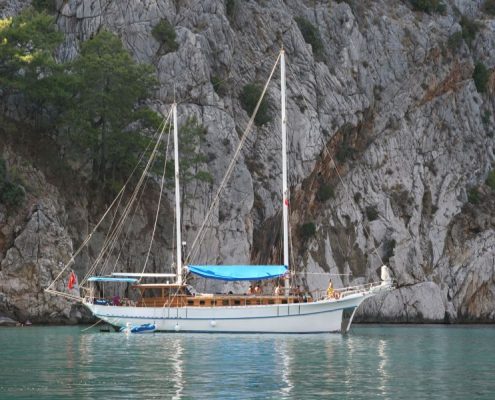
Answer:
[356, 282, 446, 323]
[1, 0, 494, 323]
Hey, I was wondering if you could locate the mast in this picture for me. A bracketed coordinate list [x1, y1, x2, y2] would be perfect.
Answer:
[173, 103, 183, 285]
[281, 49, 290, 296]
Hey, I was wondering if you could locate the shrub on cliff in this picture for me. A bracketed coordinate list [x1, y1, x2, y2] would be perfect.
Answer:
[152, 19, 179, 54]
[239, 83, 271, 126]
[300, 222, 316, 240]
[366, 205, 379, 221]
[174, 116, 213, 195]
[486, 170, 495, 191]
[483, 0, 495, 15]
[460, 16, 480, 45]
[317, 184, 335, 202]
[295, 17, 324, 60]
[0, 158, 25, 208]
[468, 188, 480, 204]
[32, 0, 57, 14]
[409, 0, 446, 14]
[473, 62, 490, 93]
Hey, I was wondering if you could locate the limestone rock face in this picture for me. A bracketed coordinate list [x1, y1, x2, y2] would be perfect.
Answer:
[0, 154, 79, 322]
[1, 0, 495, 322]
[356, 282, 446, 323]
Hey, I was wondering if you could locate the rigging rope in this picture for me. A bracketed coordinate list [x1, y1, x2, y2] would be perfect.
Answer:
[139, 119, 173, 281]
[185, 51, 283, 264]
[45, 114, 168, 292]
[80, 108, 173, 286]
[286, 68, 386, 269]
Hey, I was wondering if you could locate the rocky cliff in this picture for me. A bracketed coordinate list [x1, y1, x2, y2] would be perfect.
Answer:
[1, 0, 494, 323]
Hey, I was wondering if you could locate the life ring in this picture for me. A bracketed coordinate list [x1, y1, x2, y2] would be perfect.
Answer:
[334, 292, 341, 300]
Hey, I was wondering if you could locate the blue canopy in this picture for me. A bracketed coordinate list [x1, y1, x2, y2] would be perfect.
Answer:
[187, 265, 287, 281]
[88, 277, 139, 283]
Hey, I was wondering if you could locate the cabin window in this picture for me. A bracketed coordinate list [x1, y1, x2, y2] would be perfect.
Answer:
[212, 300, 216, 305]
[282, 299, 287, 304]
[222, 300, 229, 306]
[246, 300, 251, 305]
[187, 300, 194, 305]
[268, 300, 275, 305]
[199, 300, 205, 305]
[234, 300, 240, 305]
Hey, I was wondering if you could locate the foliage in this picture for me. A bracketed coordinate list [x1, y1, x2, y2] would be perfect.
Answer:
[460, 16, 480, 45]
[483, 0, 495, 15]
[365, 205, 379, 221]
[473, 62, 490, 93]
[467, 188, 480, 204]
[317, 184, 334, 202]
[0, 158, 6, 188]
[151, 19, 179, 54]
[61, 30, 158, 186]
[32, 0, 57, 14]
[173, 116, 212, 186]
[300, 222, 316, 240]
[409, 0, 446, 14]
[226, 0, 236, 19]
[239, 83, 271, 126]
[294, 17, 324, 60]
[335, 143, 356, 163]
[0, 9, 211, 195]
[447, 31, 463, 51]
[0, 8, 65, 115]
[482, 110, 491, 125]
[211, 75, 227, 96]
[0, 158, 25, 208]
[486, 170, 495, 191]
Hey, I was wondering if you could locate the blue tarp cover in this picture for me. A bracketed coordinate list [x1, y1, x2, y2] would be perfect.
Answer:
[88, 277, 139, 283]
[187, 265, 287, 281]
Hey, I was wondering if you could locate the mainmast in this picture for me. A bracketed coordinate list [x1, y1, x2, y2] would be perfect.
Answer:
[281, 49, 290, 296]
[173, 103, 183, 285]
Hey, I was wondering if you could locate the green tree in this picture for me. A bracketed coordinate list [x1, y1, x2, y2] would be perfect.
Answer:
[409, 0, 446, 14]
[486, 170, 495, 191]
[165, 116, 212, 202]
[0, 158, 25, 208]
[295, 17, 324, 60]
[460, 16, 480, 45]
[62, 30, 158, 187]
[239, 83, 271, 126]
[300, 222, 316, 240]
[151, 19, 179, 54]
[483, 0, 495, 15]
[0, 9, 66, 124]
[473, 62, 490, 93]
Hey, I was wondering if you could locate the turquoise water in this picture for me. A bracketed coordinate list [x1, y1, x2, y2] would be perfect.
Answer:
[0, 325, 494, 399]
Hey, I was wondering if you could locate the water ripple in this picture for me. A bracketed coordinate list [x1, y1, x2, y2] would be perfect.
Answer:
[0, 325, 494, 399]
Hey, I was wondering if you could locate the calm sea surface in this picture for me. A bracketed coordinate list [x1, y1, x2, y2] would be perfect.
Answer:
[0, 325, 494, 399]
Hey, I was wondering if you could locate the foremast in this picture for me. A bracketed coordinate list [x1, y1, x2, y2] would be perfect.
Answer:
[281, 49, 290, 296]
[173, 103, 183, 285]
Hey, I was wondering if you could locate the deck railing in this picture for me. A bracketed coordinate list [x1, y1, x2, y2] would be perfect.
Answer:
[84, 280, 392, 308]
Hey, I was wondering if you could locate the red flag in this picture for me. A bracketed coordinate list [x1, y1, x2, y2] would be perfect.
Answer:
[68, 271, 77, 290]
[284, 198, 289, 207]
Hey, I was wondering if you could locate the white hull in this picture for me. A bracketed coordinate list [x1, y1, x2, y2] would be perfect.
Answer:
[84, 292, 376, 334]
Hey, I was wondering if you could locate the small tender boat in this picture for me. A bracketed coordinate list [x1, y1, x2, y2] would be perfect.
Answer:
[121, 323, 156, 334]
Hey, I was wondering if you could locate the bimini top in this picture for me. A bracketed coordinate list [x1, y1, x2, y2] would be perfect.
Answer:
[87, 277, 139, 283]
[186, 265, 287, 281]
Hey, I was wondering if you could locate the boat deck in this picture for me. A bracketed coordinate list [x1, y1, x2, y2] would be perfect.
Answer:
[90, 294, 314, 308]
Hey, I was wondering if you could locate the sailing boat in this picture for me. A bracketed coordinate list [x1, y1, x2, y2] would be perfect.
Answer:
[46, 49, 393, 333]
